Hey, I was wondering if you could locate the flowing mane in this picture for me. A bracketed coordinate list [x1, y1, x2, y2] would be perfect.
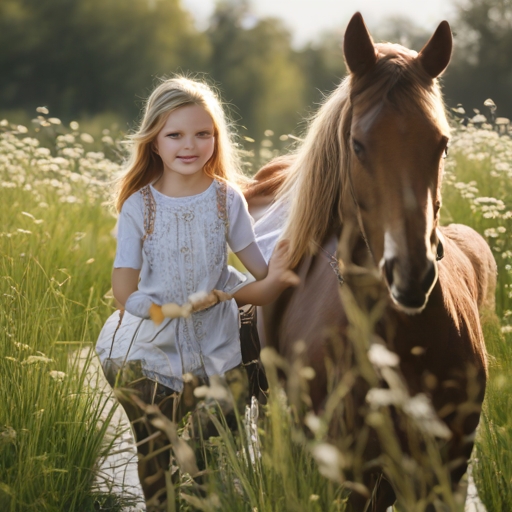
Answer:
[279, 44, 450, 268]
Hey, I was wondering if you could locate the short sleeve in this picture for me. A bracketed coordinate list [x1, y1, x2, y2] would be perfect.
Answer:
[113, 193, 144, 269]
[226, 186, 257, 253]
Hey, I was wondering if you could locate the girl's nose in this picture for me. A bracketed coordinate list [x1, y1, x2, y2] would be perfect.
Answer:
[183, 137, 195, 149]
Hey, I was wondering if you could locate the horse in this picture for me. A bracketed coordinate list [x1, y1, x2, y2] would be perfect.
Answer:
[244, 13, 497, 512]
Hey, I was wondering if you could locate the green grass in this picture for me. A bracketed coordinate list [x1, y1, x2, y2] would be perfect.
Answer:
[441, 124, 512, 511]
[1, 115, 512, 511]
[0, 147, 127, 509]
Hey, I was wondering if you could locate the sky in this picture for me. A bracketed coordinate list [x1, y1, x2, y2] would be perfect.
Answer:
[182, 0, 456, 48]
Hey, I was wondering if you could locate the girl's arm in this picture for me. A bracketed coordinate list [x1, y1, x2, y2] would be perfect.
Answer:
[112, 267, 140, 308]
[233, 240, 299, 307]
[235, 242, 268, 280]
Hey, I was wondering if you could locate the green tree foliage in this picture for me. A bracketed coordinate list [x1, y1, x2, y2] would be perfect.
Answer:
[443, 0, 512, 117]
[206, 1, 306, 140]
[0, 0, 209, 121]
[294, 31, 347, 121]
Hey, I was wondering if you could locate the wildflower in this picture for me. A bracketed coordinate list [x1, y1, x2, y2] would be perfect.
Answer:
[261, 140, 273, 147]
[0, 426, 16, 444]
[101, 136, 114, 145]
[264, 129, 274, 137]
[80, 133, 94, 144]
[4, 357, 17, 362]
[36, 107, 49, 114]
[17, 229, 32, 234]
[501, 326, 512, 334]
[49, 371, 66, 381]
[299, 366, 316, 380]
[368, 343, 399, 368]
[304, 412, 323, 435]
[48, 118, 61, 125]
[34, 147, 51, 157]
[403, 393, 452, 439]
[14, 342, 30, 350]
[311, 443, 344, 482]
[16, 125, 28, 134]
[22, 355, 53, 365]
[366, 388, 406, 408]
[85, 258, 95, 264]
[310, 494, 320, 501]
[70, 121, 79, 130]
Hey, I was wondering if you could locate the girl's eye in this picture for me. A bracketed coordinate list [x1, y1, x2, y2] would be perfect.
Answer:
[198, 132, 211, 137]
[167, 133, 180, 138]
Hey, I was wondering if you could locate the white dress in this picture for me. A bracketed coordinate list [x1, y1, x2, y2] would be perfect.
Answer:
[95, 179, 256, 391]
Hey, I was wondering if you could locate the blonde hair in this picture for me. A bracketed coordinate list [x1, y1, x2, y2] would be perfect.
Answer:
[111, 76, 248, 212]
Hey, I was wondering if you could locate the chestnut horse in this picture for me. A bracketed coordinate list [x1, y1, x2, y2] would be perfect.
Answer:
[245, 13, 496, 512]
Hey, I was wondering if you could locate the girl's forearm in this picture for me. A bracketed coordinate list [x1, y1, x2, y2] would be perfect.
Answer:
[235, 242, 268, 280]
[233, 278, 284, 307]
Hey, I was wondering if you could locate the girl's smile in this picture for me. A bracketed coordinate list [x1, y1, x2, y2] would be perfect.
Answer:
[154, 103, 215, 180]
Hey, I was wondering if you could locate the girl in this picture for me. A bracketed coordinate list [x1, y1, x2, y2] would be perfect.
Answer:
[95, 77, 298, 392]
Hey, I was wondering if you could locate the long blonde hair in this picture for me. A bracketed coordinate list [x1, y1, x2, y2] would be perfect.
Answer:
[111, 76, 248, 212]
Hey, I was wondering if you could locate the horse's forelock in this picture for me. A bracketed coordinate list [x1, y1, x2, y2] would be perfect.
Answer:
[351, 46, 449, 133]
[280, 44, 449, 268]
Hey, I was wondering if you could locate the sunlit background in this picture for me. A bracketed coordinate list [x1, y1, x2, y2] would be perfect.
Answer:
[1, 0, 510, 141]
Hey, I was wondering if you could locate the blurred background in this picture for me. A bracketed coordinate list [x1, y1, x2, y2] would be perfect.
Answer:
[1, 0, 510, 142]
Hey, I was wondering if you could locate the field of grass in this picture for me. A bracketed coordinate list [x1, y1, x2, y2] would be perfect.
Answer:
[0, 111, 511, 511]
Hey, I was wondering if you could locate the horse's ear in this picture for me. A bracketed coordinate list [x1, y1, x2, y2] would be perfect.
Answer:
[417, 21, 453, 78]
[343, 12, 377, 75]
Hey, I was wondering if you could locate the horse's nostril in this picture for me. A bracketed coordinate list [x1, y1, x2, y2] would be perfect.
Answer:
[421, 261, 437, 294]
[384, 258, 395, 287]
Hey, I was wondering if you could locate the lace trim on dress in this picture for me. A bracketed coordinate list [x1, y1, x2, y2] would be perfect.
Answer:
[141, 185, 156, 242]
[216, 180, 229, 238]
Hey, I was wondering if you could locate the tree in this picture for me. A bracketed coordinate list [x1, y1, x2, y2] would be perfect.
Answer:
[443, 0, 512, 117]
[206, 1, 305, 140]
[0, 0, 210, 121]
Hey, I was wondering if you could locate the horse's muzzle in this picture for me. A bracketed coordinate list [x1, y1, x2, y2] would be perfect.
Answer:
[383, 257, 438, 313]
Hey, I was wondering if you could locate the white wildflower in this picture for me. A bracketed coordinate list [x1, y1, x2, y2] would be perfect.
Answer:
[49, 371, 66, 381]
[368, 343, 400, 368]
[22, 355, 54, 365]
[311, 443, 344, 482]
[80, 133, 94, 144]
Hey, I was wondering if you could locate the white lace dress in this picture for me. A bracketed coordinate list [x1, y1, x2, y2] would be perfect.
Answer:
[95, 179, 256, 391]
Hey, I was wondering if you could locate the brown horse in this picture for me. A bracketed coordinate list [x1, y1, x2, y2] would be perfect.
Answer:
[245, 13, 496, 512]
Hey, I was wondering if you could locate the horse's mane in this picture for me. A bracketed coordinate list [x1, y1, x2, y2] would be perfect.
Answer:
[279, 44, 450, 268]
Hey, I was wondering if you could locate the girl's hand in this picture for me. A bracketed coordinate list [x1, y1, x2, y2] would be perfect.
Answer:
[268, 240, 300, 288]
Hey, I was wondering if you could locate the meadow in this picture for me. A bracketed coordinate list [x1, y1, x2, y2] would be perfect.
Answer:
[0, 108, 511, 511]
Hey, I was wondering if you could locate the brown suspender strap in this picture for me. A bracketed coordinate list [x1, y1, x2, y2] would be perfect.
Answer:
[216, 180, 229, 237]
[141, 185, 156, 242]
[142, 181, 228, 240]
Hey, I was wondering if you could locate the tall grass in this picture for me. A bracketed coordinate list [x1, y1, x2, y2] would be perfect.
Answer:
[0, 126, 128, 510]
[441, 124, 512, 511]
[1, 111, 511, 511]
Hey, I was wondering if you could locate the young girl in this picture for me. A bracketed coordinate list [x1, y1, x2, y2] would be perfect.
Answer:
[95, 77, 298, 392]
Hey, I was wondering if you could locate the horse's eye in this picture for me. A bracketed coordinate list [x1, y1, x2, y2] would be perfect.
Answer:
[352, 139, 364, 156]
[442, 145, 449, 159]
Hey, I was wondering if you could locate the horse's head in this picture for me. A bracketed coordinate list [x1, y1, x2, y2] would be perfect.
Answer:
[342, 13, 451, 314]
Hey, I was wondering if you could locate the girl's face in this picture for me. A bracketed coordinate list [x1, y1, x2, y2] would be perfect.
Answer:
[154, 104, 215, 178]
